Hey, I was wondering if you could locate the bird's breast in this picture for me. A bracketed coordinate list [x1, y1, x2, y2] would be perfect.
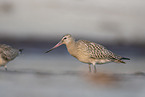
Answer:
[68, 48, 91, 63]
[0, 56, 7, 65]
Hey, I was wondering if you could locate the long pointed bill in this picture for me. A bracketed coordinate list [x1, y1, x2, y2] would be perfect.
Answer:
[45, 41, 63, 53]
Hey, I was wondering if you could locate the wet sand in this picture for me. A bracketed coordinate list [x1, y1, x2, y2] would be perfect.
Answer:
[0, 54, 145, 97]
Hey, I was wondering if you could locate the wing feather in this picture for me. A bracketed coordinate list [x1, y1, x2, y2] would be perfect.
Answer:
[79, 40, 122, 60]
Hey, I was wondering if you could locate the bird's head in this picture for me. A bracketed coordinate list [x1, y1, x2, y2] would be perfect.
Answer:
[61, 34, 72, 44]
[45, 34, 73, 53]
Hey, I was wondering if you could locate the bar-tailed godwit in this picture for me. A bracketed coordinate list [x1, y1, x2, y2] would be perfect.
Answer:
[46, 34, 130, 72]
[0, 44, 23, 71]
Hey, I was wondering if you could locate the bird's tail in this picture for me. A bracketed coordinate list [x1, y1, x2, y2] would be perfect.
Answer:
[19, 49, 23, 54]
[113, 57, 130, 64]
[114, 59, 126, 64]
[120, 57, 130, 60]
[110, 56, 127, 64]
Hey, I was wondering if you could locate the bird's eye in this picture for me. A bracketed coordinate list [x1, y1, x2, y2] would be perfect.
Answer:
[64, 37, 67, 39]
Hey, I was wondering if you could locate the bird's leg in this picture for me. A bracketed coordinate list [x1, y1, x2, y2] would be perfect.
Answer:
[94, 65, 96, 73]
[88, 64, 91, 72]
[4, 65, 7, 71]
[93, 63, 97, 73]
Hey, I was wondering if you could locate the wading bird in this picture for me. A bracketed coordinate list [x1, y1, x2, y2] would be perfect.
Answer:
[46, 34, 130, 73]
[0, 44, 23, 71]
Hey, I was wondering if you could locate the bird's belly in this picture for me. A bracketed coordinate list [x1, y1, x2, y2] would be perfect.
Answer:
[74, 54, 92, 64]
[78, 57, 91, 63]
[95, 59, 111, 64]
[69, 48, 111, 64]
[77, 56, 110, 64]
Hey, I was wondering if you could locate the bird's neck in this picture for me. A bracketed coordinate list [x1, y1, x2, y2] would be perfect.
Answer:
[66, 38, 77, 56]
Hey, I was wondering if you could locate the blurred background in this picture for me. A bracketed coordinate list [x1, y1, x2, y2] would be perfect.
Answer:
[0, 0, 145, 97]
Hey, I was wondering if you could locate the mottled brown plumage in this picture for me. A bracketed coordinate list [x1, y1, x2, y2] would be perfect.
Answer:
[0, 44, 22, 71]
[46, 34, 130, 72]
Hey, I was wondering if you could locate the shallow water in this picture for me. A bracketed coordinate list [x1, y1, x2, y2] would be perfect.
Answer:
[0, 54, 145, 97]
